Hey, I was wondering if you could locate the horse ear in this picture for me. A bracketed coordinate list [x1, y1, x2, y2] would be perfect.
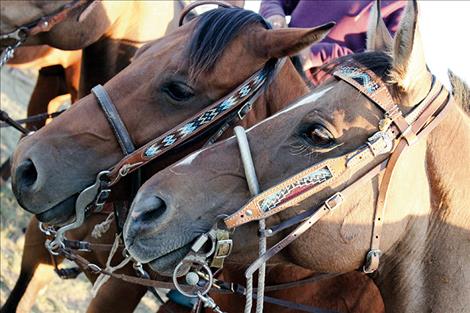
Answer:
[389, 0, 427, 91]
[366, 0, 393, 52]
[252, 22, 335, 59]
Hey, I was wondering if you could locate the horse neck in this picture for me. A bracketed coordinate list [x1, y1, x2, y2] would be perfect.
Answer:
[78, 1, 180, 97]
[378, 103, 470, 313]
[239, 60, 309, 128]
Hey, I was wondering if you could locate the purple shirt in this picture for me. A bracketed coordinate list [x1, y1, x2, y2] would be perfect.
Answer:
[260, 0, 405, 67]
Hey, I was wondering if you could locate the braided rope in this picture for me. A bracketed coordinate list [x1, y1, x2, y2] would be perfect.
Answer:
[91, 212, 114, 239]
[91, 234, 131, 297]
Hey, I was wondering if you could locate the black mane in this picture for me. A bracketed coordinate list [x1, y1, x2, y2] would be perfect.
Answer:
[186, 8, 269, 81]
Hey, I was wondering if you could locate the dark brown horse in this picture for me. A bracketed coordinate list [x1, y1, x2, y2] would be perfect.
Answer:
[8, 6, 337, 313]
[1, 1, 190, 312]
[123, 2, 470, 312]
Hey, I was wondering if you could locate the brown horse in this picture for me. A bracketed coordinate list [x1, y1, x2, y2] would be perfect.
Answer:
[8, 6, 338, 313]
[6, 46, 82, 130]
[1, 1, 191, 312]
[123, 2, 470, 312]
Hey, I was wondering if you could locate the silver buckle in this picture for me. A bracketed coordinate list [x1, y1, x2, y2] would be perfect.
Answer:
[94, 188, 111, 212]
[324, 192, 344, 211]
[213, 239, 233, 261]
[367, 131, 393, 156]
[363, 249, 382, 273]
[237, 102, 252, 120]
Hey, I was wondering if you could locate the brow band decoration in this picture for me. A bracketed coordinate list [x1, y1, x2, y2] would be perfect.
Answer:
[258, 166, 333, 212]
[337, 66, 380, 94]
[143, 70, 268, 158]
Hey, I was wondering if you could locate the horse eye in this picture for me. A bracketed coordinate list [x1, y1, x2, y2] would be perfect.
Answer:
[303, 124, 335, 148]
[163, 82, 194, 101]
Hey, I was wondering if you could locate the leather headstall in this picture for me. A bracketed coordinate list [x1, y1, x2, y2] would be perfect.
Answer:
[97, 58, 285, 187]
[224, 60, 454, 275]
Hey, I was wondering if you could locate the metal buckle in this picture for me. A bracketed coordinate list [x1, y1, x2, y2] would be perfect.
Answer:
[191, 231, 216, 258]
[363, 249, 382, 274]
[213, 239, 233, 261]
[237, 102, 253, 120]
[94, 188, 111, 212]
[367, 131, 393, 156]
[324, 192, 344, 211]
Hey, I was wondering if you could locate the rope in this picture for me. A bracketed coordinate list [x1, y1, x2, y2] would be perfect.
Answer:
[234, 126, 266, 313]
[91, 234, 131, 297]
[91, 212, 114, 239]
[256, 219, 266, 313]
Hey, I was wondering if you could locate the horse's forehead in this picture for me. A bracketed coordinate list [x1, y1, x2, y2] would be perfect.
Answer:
[136, 30, 190, 62]
[265, 79, 378, 131]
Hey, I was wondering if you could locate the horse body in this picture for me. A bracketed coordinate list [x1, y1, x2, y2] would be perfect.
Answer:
[122, 2, 470, 312]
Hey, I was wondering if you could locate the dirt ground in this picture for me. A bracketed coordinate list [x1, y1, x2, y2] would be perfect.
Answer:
[0, 66, 158, 312]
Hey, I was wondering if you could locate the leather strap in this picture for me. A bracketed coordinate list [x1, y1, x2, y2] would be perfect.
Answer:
[92, 85, 136, 155]
[225, 125, 396, 228]
[244, 160, 387, 278]
[333, 63, 413, 140]
[106, 59, 283, 185]
[0, 0, 88, 40]
[363, 86, 451, 272]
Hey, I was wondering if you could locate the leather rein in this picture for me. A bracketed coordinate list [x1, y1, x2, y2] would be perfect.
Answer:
[0, 0, 90, 66]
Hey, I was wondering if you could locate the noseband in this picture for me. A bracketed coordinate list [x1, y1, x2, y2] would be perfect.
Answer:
[0, 0, 89, 66]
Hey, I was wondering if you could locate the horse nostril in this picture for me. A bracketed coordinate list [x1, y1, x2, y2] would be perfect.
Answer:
[132, 196, 167, 223]
[15, 159, 38, 191]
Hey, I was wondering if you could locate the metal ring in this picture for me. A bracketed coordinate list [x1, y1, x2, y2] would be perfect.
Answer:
[172, 258, 213, 298]
[45, 239, 61, 256]
[87, 263, 102, 274]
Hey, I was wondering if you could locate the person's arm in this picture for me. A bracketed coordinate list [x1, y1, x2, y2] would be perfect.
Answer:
[260, 0, 300, 28]
[304, 42, 354, 69]
[259, 0, 286, 19]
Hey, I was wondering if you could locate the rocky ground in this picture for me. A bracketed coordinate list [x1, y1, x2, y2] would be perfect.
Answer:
[0, 66, 158, 312]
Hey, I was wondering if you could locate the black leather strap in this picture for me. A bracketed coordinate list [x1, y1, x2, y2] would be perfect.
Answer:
[91, 85, 136, 155]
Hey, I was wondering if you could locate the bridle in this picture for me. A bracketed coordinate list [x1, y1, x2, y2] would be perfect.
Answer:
[0, 0, 90, 66]
[167, 60, 454, 312]
[47, 54, 285, 252]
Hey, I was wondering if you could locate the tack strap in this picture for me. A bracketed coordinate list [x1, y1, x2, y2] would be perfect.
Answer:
[0, 0, 88, 40]
[333, 63, 412, 140]
[225, 125, 396, 228]
[363, 84, 450, 272]
[92, 85, 136, 155]
[63, 246, 339, 313]
[106, 59, 282, 185]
